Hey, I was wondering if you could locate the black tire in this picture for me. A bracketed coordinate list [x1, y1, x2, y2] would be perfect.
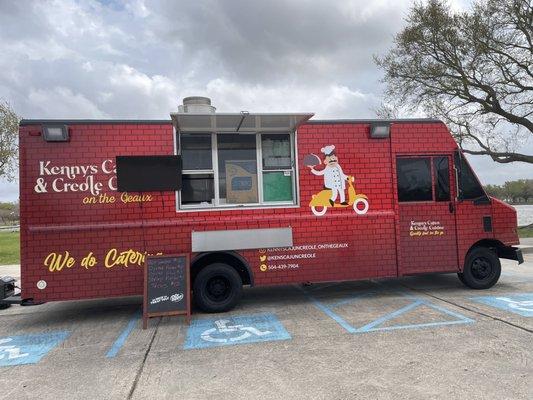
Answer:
[193, 263, 242, 313]
[460, 247, 501, 290]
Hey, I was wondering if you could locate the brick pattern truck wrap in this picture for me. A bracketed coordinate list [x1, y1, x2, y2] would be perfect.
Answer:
[11, 97, 522, 312]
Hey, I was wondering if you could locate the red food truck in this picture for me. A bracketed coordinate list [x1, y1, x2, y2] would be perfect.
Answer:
[3, 96, 523, 312]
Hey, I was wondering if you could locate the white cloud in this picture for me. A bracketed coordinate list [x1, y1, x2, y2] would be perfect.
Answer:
[0, 0, 530, 202]
[339, 0, 412, 22]
[124, 0, 151, 18]
[27, 87, 107, 118]
[200, 78, 373, 118]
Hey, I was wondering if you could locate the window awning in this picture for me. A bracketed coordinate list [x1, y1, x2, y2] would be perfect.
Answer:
[171, 112, 314, 133]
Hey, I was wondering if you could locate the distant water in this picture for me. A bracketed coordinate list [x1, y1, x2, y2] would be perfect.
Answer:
[514, 205, 533, 226]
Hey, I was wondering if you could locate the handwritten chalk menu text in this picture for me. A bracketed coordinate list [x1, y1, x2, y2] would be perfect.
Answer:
[143, 254, 191, 328]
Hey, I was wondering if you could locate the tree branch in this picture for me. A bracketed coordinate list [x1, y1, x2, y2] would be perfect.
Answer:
[461, 148, 533, 163]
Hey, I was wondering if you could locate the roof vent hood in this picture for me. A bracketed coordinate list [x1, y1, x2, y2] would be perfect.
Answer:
[178, 96, 216, 114]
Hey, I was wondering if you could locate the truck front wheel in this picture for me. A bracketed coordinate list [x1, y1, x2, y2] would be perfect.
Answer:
[193, 263, 243, 313]
[459, 247, 501, 290]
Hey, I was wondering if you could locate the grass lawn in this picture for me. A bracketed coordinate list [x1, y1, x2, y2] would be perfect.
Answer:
[0, 231, 20, 265]
[518, 226, 533, 238]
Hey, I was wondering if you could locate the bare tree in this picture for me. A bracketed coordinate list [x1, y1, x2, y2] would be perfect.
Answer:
[375, 0, 533, 163]
[0, 100, 20, 181]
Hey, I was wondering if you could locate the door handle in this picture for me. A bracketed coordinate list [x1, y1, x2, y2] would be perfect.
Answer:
[448, 202, 455, 213]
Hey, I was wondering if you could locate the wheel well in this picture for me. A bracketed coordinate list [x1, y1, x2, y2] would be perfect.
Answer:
[467, 239, 506, 257]
[191, 252, 253, 286]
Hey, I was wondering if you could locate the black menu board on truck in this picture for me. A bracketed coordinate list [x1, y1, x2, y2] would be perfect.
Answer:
[143, 254, 190, 329]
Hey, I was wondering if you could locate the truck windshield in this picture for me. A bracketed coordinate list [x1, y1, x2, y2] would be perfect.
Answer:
[454, 151, 488, 201]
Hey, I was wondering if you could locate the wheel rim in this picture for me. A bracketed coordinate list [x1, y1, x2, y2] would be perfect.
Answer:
[353, 198, 369, 215]
[206, 276, 232, 302]
[311, 206, 327, 216]
[471, 257, 493, 280]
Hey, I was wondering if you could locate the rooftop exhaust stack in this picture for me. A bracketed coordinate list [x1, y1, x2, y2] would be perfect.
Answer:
[178, 96, 216, 114]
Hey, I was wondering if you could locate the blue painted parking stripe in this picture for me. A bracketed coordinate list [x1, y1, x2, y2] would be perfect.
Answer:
[359, 300, 474, 332]
[356, 300, 423, 332]
[308, 296, 357, 333]
[364, 319, 473, 332]
[300, 283, 474, 334]
[106, 312, 140, 358]
[425, 301, 475, 322]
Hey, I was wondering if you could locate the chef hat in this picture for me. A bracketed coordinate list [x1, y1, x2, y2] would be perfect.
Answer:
[320, 145, 335, 156]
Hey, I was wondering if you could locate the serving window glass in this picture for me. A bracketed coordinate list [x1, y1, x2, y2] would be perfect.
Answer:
[217, 134, 258, 205]
[178, 131, 297, 210]
[180, 134, 215, 206]
[261, 134, 294, 202]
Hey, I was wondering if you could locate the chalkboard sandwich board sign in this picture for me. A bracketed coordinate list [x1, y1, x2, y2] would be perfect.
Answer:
[143, 254, 191, 329]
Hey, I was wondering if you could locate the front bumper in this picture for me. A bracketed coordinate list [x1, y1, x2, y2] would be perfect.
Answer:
[499, 246, 524, 264]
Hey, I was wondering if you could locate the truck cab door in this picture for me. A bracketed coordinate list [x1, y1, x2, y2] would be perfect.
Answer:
[396, 155, 459, 275]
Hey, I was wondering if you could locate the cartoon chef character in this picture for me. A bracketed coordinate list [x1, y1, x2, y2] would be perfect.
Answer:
[309, 145, 349, 206]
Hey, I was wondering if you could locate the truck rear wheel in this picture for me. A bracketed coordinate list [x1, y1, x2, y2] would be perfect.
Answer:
[459, 247, 501, 290]
[193, 263, 243, 313]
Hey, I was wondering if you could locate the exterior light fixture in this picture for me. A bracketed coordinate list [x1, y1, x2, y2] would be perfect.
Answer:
[370, 122, 390, 138]
[43, 125, 69, 142]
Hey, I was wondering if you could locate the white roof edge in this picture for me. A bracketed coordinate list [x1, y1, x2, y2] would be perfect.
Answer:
[170, 112, 315, 117]
[171, 112, 314, 132]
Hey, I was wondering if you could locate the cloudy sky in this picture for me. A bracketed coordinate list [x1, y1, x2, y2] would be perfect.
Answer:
[0, 0, 531, 202]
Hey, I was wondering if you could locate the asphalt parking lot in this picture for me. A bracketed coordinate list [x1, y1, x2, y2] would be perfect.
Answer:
[1, 256, 532, 400]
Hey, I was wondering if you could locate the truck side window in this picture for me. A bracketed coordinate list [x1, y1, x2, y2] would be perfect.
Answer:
[261, 134, 294, 202]
[433, 157, 450, 201]
[178, 131, 297, 209]
[396, 158, 432, 202]
[181, 174, 215, 205]
[217, 134, 258, 205]
[454, 151, 486, 200]
[181, 134, 212, 170]
[181, 134, 215, 205]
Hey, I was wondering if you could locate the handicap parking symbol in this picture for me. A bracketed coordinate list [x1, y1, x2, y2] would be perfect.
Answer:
[471, 293, 533, 317]
[184, 313, 291, 349]
[0, 332, 69, 367]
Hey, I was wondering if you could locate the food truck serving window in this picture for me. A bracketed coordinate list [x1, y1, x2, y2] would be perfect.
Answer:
[178, 132, 297, 209]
